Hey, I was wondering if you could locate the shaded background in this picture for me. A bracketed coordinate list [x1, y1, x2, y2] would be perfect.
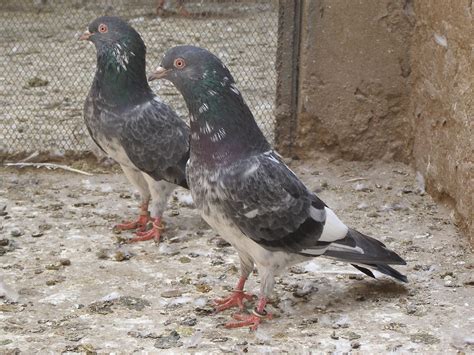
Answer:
[0, 0, 278, 156]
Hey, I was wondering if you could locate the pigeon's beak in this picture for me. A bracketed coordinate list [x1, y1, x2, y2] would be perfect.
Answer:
[79, 30, 92, 41]
[148, 66, 170, 81]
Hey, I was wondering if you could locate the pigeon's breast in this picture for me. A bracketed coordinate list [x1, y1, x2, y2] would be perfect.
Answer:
[85, 96, 135, 168]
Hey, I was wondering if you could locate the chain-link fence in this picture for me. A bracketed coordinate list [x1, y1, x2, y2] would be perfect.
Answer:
[0, 0, 278, 159]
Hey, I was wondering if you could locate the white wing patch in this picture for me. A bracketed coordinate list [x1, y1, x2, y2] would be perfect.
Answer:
[319, 207, 348, 242]
[244, 209, 259, 218]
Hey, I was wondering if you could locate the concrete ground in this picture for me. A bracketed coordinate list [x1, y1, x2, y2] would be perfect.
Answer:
[0, 156, 473, 353]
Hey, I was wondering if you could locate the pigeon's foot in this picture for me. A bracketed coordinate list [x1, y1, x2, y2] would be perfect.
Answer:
[214, 276, 253, 312]
[114, 210, 150, 232]
[214, 290, 254, 312]
[225, 309, 272, 331]
[129, 217, 163, 243]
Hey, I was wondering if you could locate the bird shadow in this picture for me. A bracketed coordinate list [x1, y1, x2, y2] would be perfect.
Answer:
[272, 278, 409, 317]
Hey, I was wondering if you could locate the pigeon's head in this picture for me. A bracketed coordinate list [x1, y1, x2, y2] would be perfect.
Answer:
[80, 16, 145, 55]
[148, 46, 235, 94]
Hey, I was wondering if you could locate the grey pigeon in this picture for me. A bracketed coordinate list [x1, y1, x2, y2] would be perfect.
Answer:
[81, 17, 189, 242]
[149, 46, 407, 330]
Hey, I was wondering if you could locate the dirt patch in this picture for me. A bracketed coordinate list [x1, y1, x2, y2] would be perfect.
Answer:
[1, 156, 473, 353]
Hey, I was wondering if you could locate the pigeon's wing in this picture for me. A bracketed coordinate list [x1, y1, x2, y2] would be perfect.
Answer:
[219, 151, 348, 253]
[120, 99, 190, 187]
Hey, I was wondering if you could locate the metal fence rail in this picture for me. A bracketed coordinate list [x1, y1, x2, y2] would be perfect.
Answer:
[0, 0, 278, 159]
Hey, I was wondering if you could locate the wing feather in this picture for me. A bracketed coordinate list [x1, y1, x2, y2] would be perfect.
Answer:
[217, 151, 333, 252]
[120, 99, 189, 187]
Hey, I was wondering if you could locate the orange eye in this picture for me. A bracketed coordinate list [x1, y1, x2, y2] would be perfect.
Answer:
[98, 24, 108, 33]
[174, 58, 186, 69]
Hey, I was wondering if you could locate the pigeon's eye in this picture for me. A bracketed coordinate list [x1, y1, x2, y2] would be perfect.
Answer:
[174, 58, 186, 69]
[98, 24, 108, 33]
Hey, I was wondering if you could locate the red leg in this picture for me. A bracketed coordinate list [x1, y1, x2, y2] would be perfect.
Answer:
[214, 277, 254, 312]
[114, 201, 150, 232]
[225, 296, 272, 331]
[129, 217, 163, 243]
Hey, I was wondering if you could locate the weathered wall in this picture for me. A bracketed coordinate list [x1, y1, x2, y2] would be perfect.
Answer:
[275, 0, 472, 240]
[409, 1, 473, 241]
[279, 0, 415, 161]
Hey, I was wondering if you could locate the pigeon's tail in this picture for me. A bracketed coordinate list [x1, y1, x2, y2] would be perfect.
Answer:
[323, 228, 407, 283]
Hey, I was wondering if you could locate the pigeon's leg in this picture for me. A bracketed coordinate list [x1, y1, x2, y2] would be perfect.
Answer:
[131, 178, 175, 243]
[115, 166, 151, 232]
[225, 267, 273, 330]
[215, 254, 254, 312]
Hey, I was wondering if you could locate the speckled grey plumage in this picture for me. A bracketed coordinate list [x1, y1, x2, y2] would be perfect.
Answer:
[82, 17, 190, 225]
[83, 16, 189, 188]
[157, 46, 407, 300]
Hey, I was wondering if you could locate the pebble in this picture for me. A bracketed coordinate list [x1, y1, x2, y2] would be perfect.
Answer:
[96, 249, 109, 259]
[45, 264, 61, 271]
[0, 239, 9, 246]
[211, 337, 229, 343]
[179, 256, 191, 264]
[410, 331, 440, 345]
[161, 289, 183, 298]
[342, 331, 361, 340]
[367, 211, 380, 218]
[114, 250, 131, 261]
[10, 229, 23, 238]
[195, 283, 212, 293]
[154, 331, 182, 349]
[406, 304, 417, 314]
[194, 306, 213, 316]
[0, 205, 7, 216]
[180, 317, 197, 326]
[31, 232, 44, 238]
[351, 341, 361, 349]
[38, 223, 52, 231]
[354, 183, 371, 192]
[59, 258, 71, 266]
[214, 238, 231, 248]
[330, 331, 339, 340]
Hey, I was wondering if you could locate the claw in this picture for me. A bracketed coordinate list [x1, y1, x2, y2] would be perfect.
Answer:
[214, 290, 254, 312]
[114, 211, 150, 232]
[129, 218, 163, 243]
[225, 309, 272, 331]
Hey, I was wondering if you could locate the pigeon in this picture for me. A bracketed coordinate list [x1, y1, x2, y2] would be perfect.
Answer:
[80, 17, 190, 242]
[149, 45, 407, 330]
[156, 0, 189, 17]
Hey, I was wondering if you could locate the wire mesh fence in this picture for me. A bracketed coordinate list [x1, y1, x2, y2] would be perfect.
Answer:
[0, 0, 278, 159]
